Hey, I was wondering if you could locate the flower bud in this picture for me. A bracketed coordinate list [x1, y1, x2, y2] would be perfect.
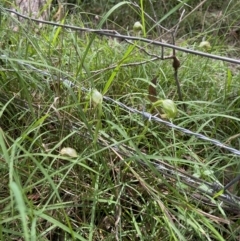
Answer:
[133, 21, 143, 32]
[153, 99, 178, 119]
[199, 41, 211, 51]
[60, 147, 77, 158]
[161, 99, 178, 119]
[91, 89, 103, 107]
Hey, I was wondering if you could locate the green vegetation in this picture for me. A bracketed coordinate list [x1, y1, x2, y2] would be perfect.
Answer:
[1, 0, 240, 240]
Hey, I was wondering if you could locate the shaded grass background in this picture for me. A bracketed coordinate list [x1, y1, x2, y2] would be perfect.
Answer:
[1, 0, 240, 240]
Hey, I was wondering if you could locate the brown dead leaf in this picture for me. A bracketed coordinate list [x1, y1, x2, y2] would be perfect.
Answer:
[172, 56, 180, 71]
[53, 3, 65, 21]
[148, 76, 158, 102]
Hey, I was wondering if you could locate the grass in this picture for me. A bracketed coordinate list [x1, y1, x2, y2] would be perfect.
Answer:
[1, 0, 240, 240]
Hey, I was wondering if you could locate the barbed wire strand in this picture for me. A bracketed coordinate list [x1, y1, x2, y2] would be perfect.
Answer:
[96, 131, 240, 210]
[103, 96, 240, 156]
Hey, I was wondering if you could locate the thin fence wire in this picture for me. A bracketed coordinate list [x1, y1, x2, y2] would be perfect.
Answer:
[3, 7, 240, 65]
